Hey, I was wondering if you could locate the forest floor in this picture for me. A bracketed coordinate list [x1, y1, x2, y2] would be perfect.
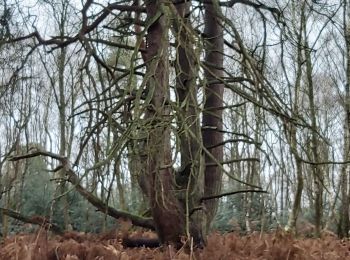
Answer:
[1, 228, 350, 260]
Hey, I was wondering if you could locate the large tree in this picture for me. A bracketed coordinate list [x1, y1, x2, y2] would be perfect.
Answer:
[2, 0, 283, 246]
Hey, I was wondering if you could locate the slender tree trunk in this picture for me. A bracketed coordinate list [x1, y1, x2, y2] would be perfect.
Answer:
[304, 27, 323, 237]
[285, 127, 303, 232]
[1, 192, 10, 238]
[55, 1, 71, 230]
[339, 1, 350, 238]
[285, 12, 304, 231]
[114, 159, 126, 210]
[128, 143, 145, 212]
[57, 44, 71, 230]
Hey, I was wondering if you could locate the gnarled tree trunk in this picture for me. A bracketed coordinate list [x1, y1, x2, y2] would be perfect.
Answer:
[138, 0, 224, 246]
[142, 1, 186, 246]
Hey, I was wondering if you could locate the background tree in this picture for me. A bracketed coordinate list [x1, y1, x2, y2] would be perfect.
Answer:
[3, 0, 350, 247]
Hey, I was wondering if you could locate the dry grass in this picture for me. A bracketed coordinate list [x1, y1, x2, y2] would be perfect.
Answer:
[1, 229, 350, 259]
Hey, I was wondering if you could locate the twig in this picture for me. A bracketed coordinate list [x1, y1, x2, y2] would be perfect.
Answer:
[201, 189, 268, 202]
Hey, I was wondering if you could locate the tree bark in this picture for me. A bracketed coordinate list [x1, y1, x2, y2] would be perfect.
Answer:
[142, 1, 186, 246]
[173, 1, 206, 244]
[285, 9, 304, 232]
[202, 0, 224, 229]
[304, 25, 323, 237]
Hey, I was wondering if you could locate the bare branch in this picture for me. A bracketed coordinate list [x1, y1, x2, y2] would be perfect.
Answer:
[7, 150, 155, 230]
[222, 0, 281, 17]
[201, 189, 268, 202]
[0, 208, 63, 234]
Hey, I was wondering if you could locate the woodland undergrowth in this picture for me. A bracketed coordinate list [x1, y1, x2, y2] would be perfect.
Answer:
[1, 228, 350, 260]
